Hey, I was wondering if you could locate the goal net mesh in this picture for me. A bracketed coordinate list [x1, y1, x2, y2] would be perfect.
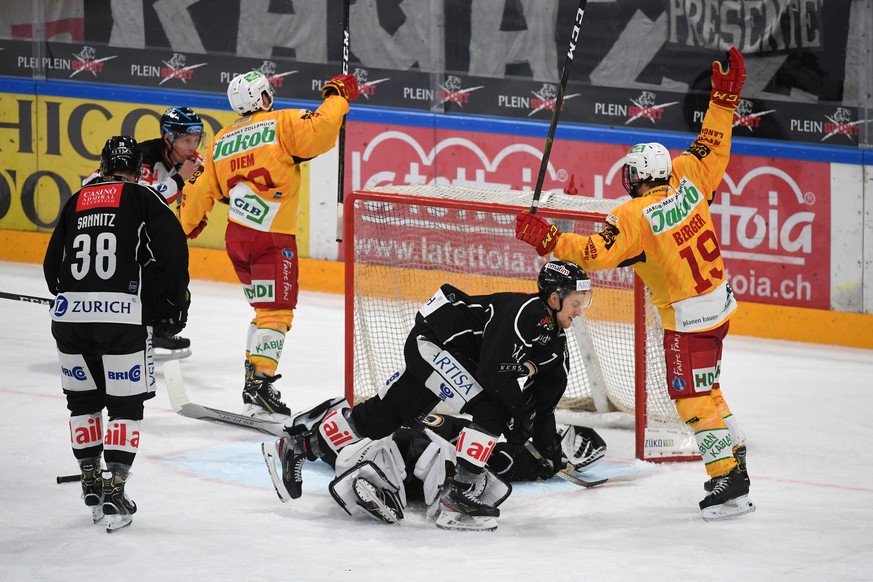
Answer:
[346, 185, 694, 459]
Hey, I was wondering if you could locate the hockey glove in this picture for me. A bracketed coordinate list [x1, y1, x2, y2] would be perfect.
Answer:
[505, 391, 536, 446]
[710, 47, 745, 110]
[153, 291, 189, 337]
[531, 438, 567, 480]
[515, 211, 561, 257]
[560, 425, 607, 469]
[321, 74, 360, 101]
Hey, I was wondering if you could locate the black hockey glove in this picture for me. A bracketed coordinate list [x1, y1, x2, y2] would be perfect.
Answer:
[153, 291, 190, 337]
[505, 391, 536, 446]
[531, 437, 567, 480]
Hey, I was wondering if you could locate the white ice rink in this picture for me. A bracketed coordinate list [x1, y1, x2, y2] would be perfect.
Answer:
[1, 260, 872, 581]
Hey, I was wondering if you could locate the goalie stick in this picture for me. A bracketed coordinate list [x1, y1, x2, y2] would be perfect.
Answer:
[524, 442, 608, 488]
[163, 359, 288, 436]
[529, 0, 588, 214]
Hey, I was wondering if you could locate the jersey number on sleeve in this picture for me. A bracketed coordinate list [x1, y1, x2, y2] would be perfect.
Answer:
[71, 232, 117, 280]
[677, 229, 723, 294]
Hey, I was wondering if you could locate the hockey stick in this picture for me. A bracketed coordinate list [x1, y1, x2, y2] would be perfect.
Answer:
[57, 474, 79, 484]
[523, 442, 607, 488]
[163, 359, 288, 437]
[335, 0, 351, 242]
[0, 291, 55, 307]
[529, 0, 588, 214]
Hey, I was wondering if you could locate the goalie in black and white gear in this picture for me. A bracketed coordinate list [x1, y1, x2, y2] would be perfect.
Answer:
[278, 412, 604, 530]
[261, 261, 593, 531]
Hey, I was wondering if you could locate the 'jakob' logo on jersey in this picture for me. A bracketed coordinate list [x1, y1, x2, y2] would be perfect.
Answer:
[643, 179, 704, 234]
[213, 121, 278, 161]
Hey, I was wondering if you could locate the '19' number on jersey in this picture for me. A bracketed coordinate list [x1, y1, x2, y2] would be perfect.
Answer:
[677, 229, 723, 294]
[71, 232, 117, 280]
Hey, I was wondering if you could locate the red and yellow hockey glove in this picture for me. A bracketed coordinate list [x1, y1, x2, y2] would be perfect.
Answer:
[710, 47, 745, 110]
[321, 74, 360, 101]
[515, 211, 562, 257]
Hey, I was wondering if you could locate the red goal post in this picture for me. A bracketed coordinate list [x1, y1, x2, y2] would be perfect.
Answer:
[343, 184, 699, 462]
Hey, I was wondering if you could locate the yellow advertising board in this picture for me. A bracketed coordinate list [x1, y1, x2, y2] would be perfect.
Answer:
[0, 92, 284, 251]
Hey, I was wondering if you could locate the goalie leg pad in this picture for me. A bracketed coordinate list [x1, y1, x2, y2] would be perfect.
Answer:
[328, 436, 408, 520]
[329, 458, 406, 523]
[352, 477, 404, 524]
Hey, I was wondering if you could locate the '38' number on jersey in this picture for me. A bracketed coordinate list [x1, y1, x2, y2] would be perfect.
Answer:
[71, 232, 117, 280]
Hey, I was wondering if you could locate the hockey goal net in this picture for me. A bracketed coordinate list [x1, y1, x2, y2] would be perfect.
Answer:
[344, 185, 698, 461]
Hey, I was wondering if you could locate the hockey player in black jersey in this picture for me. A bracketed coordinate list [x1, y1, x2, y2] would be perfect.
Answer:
[141, 107, 203, 354]
[265, 260, 592, 530]
[44, 136, 190, 532]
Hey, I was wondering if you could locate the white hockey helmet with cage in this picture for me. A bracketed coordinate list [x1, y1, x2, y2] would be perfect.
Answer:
[621, 142, 672, 197]
[227, 71, 274, 115]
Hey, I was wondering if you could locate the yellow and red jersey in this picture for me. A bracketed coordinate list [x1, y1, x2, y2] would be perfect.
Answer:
[178, 96, 349, 236]
[554, 103, 737, 332]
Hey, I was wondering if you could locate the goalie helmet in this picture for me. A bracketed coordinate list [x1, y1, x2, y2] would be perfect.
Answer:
[100, 135, 142, 179]
[621, 142, 672, 198]
[160, 107, 204, 143]
[227, 71, 275, 115]
[537, 260, 591, 304]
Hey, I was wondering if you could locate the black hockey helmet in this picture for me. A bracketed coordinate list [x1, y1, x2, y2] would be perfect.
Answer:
[100, 135, 142, 179]
[538, 260, 592, 305]
[160, 106, 204, 143]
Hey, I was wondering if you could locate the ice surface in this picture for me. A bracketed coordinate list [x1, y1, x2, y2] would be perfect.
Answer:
[2, 261, 872, 581]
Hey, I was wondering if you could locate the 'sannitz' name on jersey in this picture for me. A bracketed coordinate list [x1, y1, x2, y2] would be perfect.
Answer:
[77, 213, 116, 229]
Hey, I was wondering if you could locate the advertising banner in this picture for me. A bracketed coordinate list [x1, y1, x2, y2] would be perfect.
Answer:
[346, 122, 831, 309]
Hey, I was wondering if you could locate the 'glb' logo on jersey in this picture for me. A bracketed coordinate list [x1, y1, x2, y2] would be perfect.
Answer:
[212, 120, 277, 161]
[643, 179, 704, 235]
[233, 194, 269, 225]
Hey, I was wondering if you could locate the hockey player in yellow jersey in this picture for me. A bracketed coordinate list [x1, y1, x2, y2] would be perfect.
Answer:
[179, 70, 359, 417]
[515, 48, 754, 521]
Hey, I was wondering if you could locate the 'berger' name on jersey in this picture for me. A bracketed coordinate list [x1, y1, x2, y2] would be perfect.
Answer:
[212, 121, 277, 162]
[643, 179, 705, 235]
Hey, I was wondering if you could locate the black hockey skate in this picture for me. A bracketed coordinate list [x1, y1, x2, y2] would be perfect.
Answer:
[80, 459, 104, 523]
[262, 429, 313, 502]
[243, 373, 290, 416]
[435, 471, 500, 532]
[153, 331, 192, 360]
[704, 445, 750, 492]
[699, 467, 755, 521]
[102, 466, 137, 533]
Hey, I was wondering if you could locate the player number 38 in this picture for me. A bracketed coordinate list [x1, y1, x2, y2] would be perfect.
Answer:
[71, 232, 118, 280]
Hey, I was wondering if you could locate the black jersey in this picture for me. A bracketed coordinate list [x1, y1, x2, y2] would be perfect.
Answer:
[416, 283, 567, 409]
[43, 177, 189, 326]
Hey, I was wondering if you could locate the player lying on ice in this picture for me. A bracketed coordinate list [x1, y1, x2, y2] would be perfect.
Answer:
[266, 411, 606, 528]
[262, 260, 594, 531]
